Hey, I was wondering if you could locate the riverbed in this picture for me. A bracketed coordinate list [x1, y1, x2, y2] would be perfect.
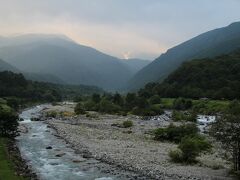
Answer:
[16, 105, 139, 180]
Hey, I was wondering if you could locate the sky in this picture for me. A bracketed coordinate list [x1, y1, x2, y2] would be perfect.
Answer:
[0, 0, 240, 60]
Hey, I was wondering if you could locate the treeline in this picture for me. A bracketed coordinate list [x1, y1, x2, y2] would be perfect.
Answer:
[139, 50, 240, 100]
[74, 92, 163, 116]
[0, 71, 61, 103]
[0, 71, 104, 109]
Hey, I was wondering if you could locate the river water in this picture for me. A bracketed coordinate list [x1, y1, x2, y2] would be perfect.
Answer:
[16, 105, 116, 180]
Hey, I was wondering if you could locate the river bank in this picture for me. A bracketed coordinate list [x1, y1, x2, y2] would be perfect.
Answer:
[0, 137, 37, 180]
[44, 104, 234, 180]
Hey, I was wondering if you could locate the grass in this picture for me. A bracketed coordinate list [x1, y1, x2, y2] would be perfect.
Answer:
[0, 137, 24, 180]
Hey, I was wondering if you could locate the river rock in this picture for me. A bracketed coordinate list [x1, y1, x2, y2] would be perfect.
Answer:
[46, 146, 53, 149]
[55, 153, 66, 157]
[72, 158, 86, 163]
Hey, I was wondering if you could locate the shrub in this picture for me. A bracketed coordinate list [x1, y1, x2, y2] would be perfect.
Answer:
[122, 120, 133, 128]
[46, 110, 58, 118]
[169, 149, 183, 163]
[179, 136, 211, 163]
[172, 111, 197, 122]
[169, 135, 212, 163]
[149, 95, 161, 104]
[0, 104, 18, 137]
[61, 111, 75, 117]
[131, 105, 164, 116]
[154, 123, 199, 143]
[99, 99, 121, 114]
[74, 103, 86, 115]
[173, 98, 192, 110]
[84, 100, 99, 111]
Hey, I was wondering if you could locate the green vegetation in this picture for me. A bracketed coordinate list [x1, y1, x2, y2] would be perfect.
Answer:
[74, 103, 86, 115]
[45, 111, 58, 118]
[154, 123, 211, 164]
[172, 111, 196, 122]
[140, 50, 240, 100]
[122, 120, 133, 128]
[169, 136, 211, 163]
[74, 92, 165, 116]
[0, 138, 24, 180]
[173, 98, 192, 110]
[0, 103, 18, 137]
[154, 123, 199, 143]
[211, 100, 240, 172]
[0, 99, 24, 179]
[128, 22, 240, 91]
[0, 71, 104, 110]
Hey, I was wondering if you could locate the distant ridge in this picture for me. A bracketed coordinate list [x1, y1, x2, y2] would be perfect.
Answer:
[128, 22, 240, 90]
[0, 34, 145, 91]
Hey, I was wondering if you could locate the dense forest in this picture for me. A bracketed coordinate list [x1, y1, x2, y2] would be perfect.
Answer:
[0, 71, 104, 109]
[139, 50, 240, 100]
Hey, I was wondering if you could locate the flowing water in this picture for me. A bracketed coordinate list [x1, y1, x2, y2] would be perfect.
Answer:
[16, 105, 118, 180]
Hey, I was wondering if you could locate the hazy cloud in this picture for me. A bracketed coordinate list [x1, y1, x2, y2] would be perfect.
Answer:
[0, 0, 239, 59]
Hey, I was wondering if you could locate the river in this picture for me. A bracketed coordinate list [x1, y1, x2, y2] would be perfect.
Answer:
[16, 105, 117, 180]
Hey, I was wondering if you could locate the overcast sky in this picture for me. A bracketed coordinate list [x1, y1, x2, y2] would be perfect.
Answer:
[0, 0, 240, 60]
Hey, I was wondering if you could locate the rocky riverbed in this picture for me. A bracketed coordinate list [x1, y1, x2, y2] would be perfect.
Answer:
[43, 103, 234, 180]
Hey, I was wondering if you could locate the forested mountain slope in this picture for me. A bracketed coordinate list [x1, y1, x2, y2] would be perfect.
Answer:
[128, 22, 240, 90]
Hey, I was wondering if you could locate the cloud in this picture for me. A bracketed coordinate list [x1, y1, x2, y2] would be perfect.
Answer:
[0, 0, 239, 59]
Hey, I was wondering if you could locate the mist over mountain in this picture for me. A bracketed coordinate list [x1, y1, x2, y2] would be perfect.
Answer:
[0, 34, 143, 91]
[122, 58, 150, 74]
[128, 22, 240, 90]
[0, 59, 19, 72]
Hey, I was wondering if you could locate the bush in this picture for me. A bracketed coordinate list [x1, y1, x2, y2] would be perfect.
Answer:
[179, 136, 211, 163]
[46, 110, 58, 118]
[131, 105, 164, 116]
[74, 103, 86, 115]
[0, 104, 18, 137]
[149, 95, 161, 104]
[169, 149, 183, 163]
[122, 120, 133, 128]
[173, 98, 192, 110]
[99, 99, 121, 114]
[154, 123, 199, 143]
[84, 100, 99, 111]
[169, 135, 212, 163]
[172, 111, 197, 122]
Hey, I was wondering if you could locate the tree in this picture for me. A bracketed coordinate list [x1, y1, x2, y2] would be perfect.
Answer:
[172, 135, 211, 163]
[173, 98, 192, 110]
[74, 103, 86, 115]
[125, 93, 137, 110]
[113, 93, 124, 106]
[0, 104, 18, 137]
[92, 93, 101, 103]
[211, 101, 240, 172]
[99, 99, 120, 113]
[149, 95, 161, 104]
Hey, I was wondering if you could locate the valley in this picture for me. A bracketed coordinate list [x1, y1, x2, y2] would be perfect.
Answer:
[0, 2, 240, 179]
[16, 103, 233, 180]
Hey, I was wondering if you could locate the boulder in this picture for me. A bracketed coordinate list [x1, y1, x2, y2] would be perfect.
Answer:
[46, 146, 53, 150]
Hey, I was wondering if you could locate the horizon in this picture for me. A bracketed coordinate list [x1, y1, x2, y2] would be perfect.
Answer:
[0, 0, 240, 59]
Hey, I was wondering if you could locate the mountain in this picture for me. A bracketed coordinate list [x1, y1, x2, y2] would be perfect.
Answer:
[141, 50, 240, 100]
[0, 58, 64, 84]
[23, 72, 65, 84]
[0, 34, 135, 91]
[128, 22, 240, 90]
[122, 59, 150, 74]
[0, 59, 19, 72]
